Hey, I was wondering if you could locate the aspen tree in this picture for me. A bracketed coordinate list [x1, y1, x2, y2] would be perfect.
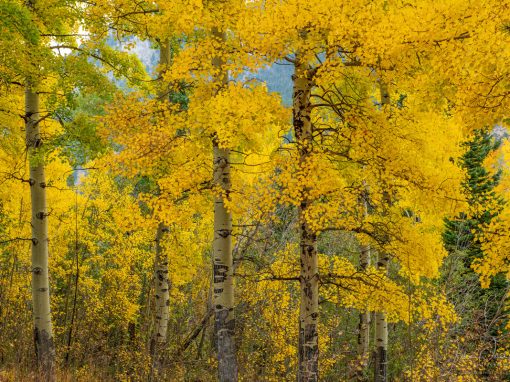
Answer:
[22, 0, 55, 376]
[150, 41, 171, 366]
[151, 221, 170, 362]
[26, 83, 55, 380]
[212, 28, 238, 382]
[1, 0, 158, 377]
[357, 192, 371, 379]
[374, 81, 390, 382]
[374, 253, 389, 382]
[292, 53, 319, 382]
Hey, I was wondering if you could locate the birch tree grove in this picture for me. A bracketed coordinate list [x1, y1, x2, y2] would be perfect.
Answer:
[5, 0, 510, 381]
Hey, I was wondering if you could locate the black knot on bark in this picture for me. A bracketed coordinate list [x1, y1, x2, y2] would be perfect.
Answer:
[31, 238, 39, 245]
[218, 229, 230, 238]
[36, 212, 45, 220]
[215, 157, 229, 168]
[39, 182, 46, 188]
[304, 283, 313, 299]
[32, 266, 43, 275]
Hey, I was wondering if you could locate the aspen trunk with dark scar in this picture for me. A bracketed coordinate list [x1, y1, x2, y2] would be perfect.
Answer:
[374, 252, 389, 382]
[150, 42, 172, 375]
[212, 27, 238, 382]
[374, 81, 390, 382]
[357, 195, 371, 381]
[26, 84, 55, 381]
[151, 222, 170, 351]
[294, 56, 319, 382]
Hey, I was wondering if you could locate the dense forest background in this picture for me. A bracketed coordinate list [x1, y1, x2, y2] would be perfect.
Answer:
[2, 1, 510, 381]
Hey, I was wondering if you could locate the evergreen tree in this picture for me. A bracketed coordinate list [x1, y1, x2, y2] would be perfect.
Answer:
[444, 128, 505, 262]
[443, 128, 508, 376]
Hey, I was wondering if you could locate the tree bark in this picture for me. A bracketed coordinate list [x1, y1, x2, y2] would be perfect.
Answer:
[150, 41, 172, 376]
[26, 84, 55, 381]
[374, 253, 388, 382]
[158, 39, 171, 101]
[212, 28, 238, 382]
[374, 81, 390, 382]
[357, 197, 371, 381]
[293, 57, 319, 382]
[151, 222, 170, 347]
